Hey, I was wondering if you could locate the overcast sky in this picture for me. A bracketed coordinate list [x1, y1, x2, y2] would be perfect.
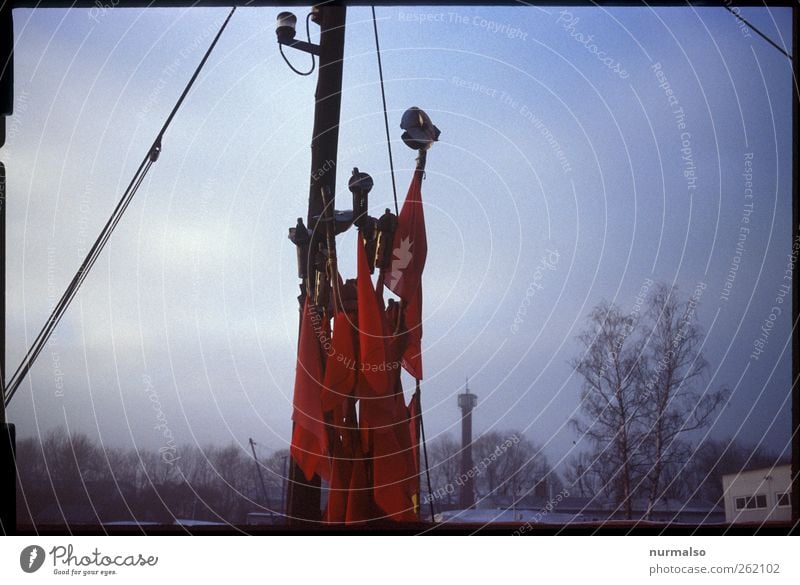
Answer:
[3, 4, 793, 475]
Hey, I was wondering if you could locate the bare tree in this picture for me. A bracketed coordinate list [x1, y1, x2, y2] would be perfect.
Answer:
[685, 438, 785, 504]
[571, 302, 646, 519]
[426, 434, 460, 507]
[638, 284, 728, 519]
[472, 431, 553, 501]
[563, 451, 605, 499]
[261, 448, 290, 512]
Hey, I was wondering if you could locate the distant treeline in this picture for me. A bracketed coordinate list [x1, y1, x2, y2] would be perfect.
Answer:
[427, 431, 788, 513]
[15, 429, 287, 527]
[14, 426, 788, 527]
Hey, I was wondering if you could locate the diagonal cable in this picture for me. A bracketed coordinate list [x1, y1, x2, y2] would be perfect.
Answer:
[4, 7, 237, 407]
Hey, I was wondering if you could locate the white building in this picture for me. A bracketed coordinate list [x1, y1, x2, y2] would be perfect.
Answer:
[722, 464, 792, 524]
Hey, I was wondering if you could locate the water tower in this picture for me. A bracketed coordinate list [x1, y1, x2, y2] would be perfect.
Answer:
[458, 379, 477, 509]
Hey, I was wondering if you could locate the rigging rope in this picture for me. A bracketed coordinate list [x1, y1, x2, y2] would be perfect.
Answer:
[371, 6, 399, 215]
[4, 7, 237, 407]
[372, 7, 434, 522]
[724, 6, 792, 60]
[417, 383, 436, 522]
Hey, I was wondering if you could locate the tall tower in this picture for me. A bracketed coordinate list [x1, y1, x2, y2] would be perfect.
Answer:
[458, 378, 477, 509]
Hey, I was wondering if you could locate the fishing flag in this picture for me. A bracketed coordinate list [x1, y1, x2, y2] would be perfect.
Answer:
[385, 168, 427, 379]
[321, 310, 359, 413]
[357, 235, 391, 396]
[324, 454, 351, 524]
[346, 454, 372, 524]
[290, 299, 329, 482]
[369, 390, 418, 522]
[359, 363, 418, 522]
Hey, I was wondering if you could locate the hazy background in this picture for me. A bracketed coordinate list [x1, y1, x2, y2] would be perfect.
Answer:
[3, 5, 793, 476]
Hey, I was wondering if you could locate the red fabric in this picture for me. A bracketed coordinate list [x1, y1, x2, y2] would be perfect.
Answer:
[345, 426, 374, 524]
[372, 425, 417, 519]
[400, 289, 423, 380]
[345, 455, 372, 524]
[385, 169, 427, 379]
[321, 311, 358, 413]
[357, 236, 391, 396]
[361, 374, 418, 522]
[290, 299, 329, 482]
[324, 455, 352, 524]
[384, 301, 408, 366]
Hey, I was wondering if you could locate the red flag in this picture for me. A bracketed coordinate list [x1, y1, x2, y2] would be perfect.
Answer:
[321, 311, 358, 412]
[357, 235, 391, 396]
[324, 455, 351, 524]
[385, 168, 426, 379]
[345, 456, 372, 524]
[290, 299, 329, 482]
[400, 289, 423, 379]
[371, 404, 418, 521]
[360, 372, 418, 522]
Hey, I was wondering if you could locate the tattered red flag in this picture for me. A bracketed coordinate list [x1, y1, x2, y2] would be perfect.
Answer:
[290, 299, 329, 482]
[385, 168, 426, 379]
[324, 455, 351, 524]
[321, 311, 358, 413]
[357, 235, 391, 396]
[370, 400, 418, 522]
[346, 454, 372, 524]
[359, 371, 418, 522]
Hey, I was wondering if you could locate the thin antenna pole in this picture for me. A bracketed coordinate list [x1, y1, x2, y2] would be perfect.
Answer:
[249, 438, 271, 509]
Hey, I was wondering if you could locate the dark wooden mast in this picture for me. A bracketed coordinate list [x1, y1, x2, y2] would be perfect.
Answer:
[286, 5, 346, 525]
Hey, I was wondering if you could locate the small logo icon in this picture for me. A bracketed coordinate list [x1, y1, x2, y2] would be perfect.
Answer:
[20, 545, 45, 573]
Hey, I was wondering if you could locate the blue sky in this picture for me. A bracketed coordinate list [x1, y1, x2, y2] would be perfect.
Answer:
[3, 5, 793, 474]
